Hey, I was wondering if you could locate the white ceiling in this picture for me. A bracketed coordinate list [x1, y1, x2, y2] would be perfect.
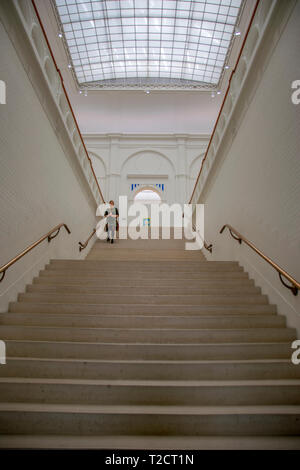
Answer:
[35, 0, 256, 135]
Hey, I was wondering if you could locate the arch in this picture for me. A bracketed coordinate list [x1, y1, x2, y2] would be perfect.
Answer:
[88, 151, 107, 173]
[218, 114, 226, 133]
[189, 152, 205, 168]
[72, 129, 80, 148]
[223, 94, 233, 117]
[121, 149, 175, 173]
[244, 26, 259, 62]
[31, 24, 45, 59]
[88, 151, 107, 179]
[231, 57, 247, 93]
[133, 185, 162, 203]
[189, 153, 205, 177]
[44, 57, 57, 87]
[121, 150, 174, 204]
[78, 145, 86, 164]
[59, 93, 69, 116]
[66, 112, 75, 133]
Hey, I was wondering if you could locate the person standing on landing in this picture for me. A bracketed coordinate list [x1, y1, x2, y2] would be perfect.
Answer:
[104, 200, 119, 244]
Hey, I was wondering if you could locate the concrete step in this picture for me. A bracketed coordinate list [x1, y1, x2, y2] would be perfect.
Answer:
[9, 302, 277, 315]
[18, 292, 269, 306]
[4, 340, 292, 360]
[85, 251, 208, 261]
[0, 325, 295, 343]
[0, 378, 299, 406]
[26, 284, 261, 296]
[33, 276, 256, 288]
[49, 260, 239, 267]
[45, 263, 244, 273]
[2, 358, 299, 381]
[86, 254, 208, 261]
[1, 434, 300, 450]
[84, 243, 206, 250]
[0, 403, 299, 436]
[88, 243, 197, 248]
[87, 242, 206, 248]
[89, 239, 195, 249]
[39, 270, 250, 280]
[0, 313, 286, 329]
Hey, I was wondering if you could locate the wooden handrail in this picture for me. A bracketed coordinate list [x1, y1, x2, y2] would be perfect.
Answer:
[192, 224, 213, 253]
[0, 223, 71, 282]
[31, 0, 105, 203]
[79, 228, 96, 252]
[220, 224, 300, 296]
[189, 0, 260, 203]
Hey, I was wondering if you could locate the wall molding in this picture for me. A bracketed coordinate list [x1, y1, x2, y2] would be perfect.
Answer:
[0, 0, 102, 210]
[190, 0, 297, 205]
[82, 133, 211, 141]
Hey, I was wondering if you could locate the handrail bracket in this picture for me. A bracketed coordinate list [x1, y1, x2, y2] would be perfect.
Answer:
[79, 228, 96, 252]
[48, 228, 60, 242]
[278, 272, 298, 296]
[229, 229, 242, 244]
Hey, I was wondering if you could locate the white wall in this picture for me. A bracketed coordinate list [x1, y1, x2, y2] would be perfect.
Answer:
[0, 19, 97, 312]
[199, 1, 300, 333]
[85, 134, 209, 208]
[74, 91, 221, 135]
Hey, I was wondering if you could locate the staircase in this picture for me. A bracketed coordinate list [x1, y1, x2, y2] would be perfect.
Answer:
[0, 236, 299, 449]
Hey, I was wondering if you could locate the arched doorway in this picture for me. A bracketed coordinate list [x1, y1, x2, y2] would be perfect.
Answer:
[134, 188, 161, 204]
[131, 188, 162, 229]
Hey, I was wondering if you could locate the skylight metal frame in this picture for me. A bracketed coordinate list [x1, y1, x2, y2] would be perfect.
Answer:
[52, 0, 245, 91]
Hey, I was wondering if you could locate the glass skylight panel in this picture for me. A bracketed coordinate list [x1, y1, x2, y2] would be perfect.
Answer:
[54, 0, 243, 88]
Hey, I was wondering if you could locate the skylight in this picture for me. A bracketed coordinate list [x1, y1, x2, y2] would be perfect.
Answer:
[53, 0, 243, 89]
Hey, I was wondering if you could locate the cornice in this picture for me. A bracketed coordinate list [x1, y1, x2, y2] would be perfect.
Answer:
[82, 133, 211, 142]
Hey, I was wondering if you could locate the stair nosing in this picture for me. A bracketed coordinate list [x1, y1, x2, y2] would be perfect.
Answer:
[0, 402, 299, 415]
[0, 377, 299, 387]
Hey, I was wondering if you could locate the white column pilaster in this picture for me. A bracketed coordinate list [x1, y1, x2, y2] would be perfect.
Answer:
[175, 136, 188, 204]
[107, 135, 121, 204]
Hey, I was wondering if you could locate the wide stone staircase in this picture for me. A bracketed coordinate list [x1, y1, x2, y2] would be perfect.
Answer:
[0, 236, 299, 449]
